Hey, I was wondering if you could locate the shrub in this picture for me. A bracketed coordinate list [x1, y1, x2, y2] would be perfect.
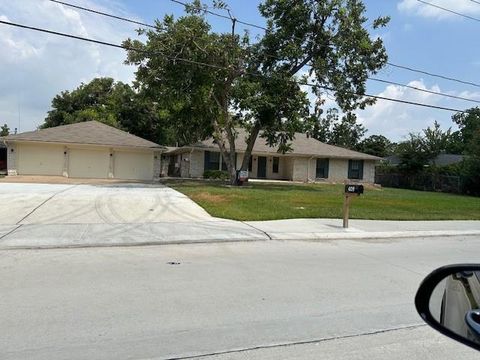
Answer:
[203, 170, 229, 180]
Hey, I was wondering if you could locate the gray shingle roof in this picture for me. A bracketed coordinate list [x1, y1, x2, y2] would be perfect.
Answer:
[178, 128, 380, 160]
[3, 121, 163, 149]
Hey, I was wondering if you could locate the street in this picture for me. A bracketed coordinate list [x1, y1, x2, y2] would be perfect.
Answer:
[1, 236, 479, 359]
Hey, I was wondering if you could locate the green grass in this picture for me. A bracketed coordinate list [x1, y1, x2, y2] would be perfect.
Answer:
[165, 179, 480, 221]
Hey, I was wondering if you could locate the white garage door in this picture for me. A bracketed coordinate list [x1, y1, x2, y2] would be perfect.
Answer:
[114, 151, 153, 181]
[69, 148, 110, 178]
[18, 143, 64, 176]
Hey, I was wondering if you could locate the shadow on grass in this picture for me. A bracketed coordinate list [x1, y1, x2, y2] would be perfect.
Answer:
[162, 179, 341, 193]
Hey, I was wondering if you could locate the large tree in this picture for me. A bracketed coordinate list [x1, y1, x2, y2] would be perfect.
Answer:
[43, 77, 178, 145]
[124, 0, 389, 184]
[306, 108, 366, 149]
[357, 134, 393, 158]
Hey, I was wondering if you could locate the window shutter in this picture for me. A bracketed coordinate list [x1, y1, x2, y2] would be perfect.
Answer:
[359, 160, 364, 180]
[204, 151, 210, 171]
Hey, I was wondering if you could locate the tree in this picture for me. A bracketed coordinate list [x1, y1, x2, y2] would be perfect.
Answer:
[306, 109, 366, 149]
[0, 124, 9, 137]
[357, 134, 393, 157]
[124, 0, 389, 184]
[43, 77, 178, 145]
[422, 121, 452, 157]
[452, 107, 480, 154]
[452, 108, 480, 195]
[397, 133, 431, 173]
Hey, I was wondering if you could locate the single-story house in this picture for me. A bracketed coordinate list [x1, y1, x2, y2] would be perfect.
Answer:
[165, 129, 381, 183]
[2, 121, 165, 181]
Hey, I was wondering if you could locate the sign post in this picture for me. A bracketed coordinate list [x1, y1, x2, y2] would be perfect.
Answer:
[343, 184, 364, 228]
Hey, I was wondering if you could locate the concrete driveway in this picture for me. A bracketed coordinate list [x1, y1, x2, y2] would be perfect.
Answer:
[0, 182, 267, 248]
[0, 182, 213, 225]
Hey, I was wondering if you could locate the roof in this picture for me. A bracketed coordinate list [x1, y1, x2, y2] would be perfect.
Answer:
[385, 154, 465, 166]
[432, 154, 465, 166]
[3, 121, 163, 149]
[168, 128, 381, 160]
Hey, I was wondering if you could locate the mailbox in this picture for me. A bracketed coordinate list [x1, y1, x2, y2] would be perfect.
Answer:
[345, 184, 364, 195]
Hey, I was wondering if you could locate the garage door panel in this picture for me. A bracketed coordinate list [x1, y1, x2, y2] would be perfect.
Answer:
[69, 148, 110, 179]
[18, 144, 64, 176]
[114, 151, 153, 181]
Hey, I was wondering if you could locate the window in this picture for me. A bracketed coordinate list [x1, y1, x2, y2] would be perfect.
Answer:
[348, 160, 364, 180]
[316, 158, 329, 179]
[204, 151, 220, 171]
[272, 157, 279, 173]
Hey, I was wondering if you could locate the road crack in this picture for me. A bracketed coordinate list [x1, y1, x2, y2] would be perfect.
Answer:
[16, 185, 78, 224]
[164, 323, 426, 360]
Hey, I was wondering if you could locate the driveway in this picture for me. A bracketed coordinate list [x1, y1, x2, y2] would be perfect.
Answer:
[0, 182, 267, 248]
[0, 182, 213, 225]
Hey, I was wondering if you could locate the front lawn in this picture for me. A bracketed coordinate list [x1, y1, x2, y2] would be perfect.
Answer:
[165, 179, 480, 221]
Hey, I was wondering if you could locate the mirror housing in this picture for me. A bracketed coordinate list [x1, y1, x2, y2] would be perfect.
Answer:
[415, 264, 480, 352]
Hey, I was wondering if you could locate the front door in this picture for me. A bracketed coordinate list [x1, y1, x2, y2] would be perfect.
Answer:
[257, 156, 267, 178]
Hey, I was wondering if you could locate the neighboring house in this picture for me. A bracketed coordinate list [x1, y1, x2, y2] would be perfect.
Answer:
[165, 129, 381, 183]
[384, 154, 465, 167]
[2, 121, 165, 181]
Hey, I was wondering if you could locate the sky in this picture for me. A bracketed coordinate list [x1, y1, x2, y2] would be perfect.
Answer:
[1, 0, 480, 141]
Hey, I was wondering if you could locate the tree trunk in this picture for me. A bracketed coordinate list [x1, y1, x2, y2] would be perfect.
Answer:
[240, 122, 262, 175]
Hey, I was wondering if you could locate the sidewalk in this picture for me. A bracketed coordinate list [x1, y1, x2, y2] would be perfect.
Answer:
[1, 218, 480, 250]
[246, 219, 480, 241]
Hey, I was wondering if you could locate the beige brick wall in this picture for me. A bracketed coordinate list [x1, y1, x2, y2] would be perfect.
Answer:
[153, 151, 162, 179]
[291, 157, 377, 183]
[6, 142, 17, 176]
[328, 158, 349, 182]
[190, 150, 205, 178]
[363, 160, 376, 183]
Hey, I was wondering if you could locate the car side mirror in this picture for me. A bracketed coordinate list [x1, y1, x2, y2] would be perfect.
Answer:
[415, 264, 480, 352]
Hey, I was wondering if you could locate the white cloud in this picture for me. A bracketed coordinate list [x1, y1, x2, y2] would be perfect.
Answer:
[0, 0, 140, 131]
[356, 79, 463, 141]
[398, 0, 480, 20]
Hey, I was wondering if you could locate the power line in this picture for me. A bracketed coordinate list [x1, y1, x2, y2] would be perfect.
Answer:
[169, 0, 268, 30]
[50, 0, 480, 92]
[48, 0, 157, 29]
[369, 77, 480, 104]
[416, 0, 480, 23]
[0, 19, 470, 114]
[470, 0, 480, 5]
[386, 62, 480, 88]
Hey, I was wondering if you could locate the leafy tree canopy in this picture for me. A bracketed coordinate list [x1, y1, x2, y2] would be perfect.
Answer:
[42, 77, 179, 145]
[124, 0, 389, 183]
[357, 134, 394, 158]
[0, 123, 9, 137]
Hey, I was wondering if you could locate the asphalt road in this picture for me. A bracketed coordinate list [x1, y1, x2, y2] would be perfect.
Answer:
[1, 236, 480, 359]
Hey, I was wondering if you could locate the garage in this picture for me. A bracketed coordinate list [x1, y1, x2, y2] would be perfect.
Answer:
[2, 121, 165, 180]
[114, 150, 153, 181]
[69, 147, 110, 179]
[17, 143, 64, 176]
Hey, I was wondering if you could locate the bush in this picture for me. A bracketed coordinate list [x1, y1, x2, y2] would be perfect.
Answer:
[203, 170, 229, 180]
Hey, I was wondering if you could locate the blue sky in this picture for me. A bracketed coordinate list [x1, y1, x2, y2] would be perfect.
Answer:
[1, 0, 479, 141]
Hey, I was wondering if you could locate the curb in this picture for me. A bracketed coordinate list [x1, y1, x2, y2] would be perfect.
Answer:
[269, 230, 480, 241]
[1, 230, 479, 250]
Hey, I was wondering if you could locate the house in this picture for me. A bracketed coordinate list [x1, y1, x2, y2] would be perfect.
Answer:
[165, 129, 381, 183]
[2, 121, 165, 181]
